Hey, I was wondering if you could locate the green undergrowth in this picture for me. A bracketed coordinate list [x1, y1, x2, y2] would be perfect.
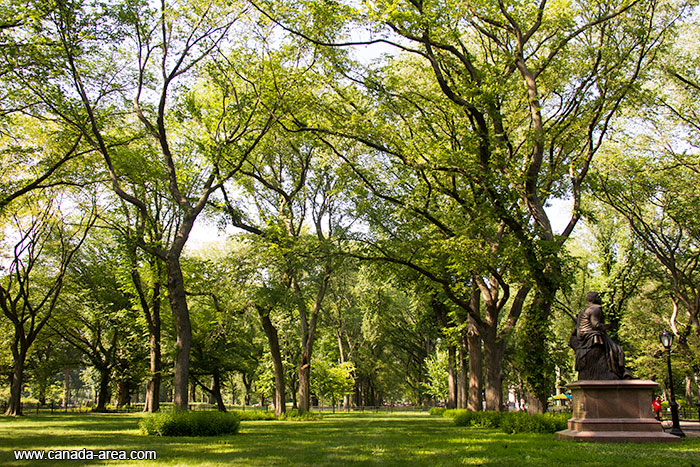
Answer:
[233, 409, 322, 421]
[441, 409, 570, 434]
[139, 411, 240, 436]
[1, 411, 698, 466]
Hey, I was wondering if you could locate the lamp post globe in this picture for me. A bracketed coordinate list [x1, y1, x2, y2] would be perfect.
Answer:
[659, 330, 673, 350]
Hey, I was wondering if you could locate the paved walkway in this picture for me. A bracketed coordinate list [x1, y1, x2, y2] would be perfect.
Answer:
[661, 420, 700, 437]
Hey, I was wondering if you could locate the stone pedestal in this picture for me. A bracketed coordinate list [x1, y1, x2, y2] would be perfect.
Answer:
[556, 380, 681, 443]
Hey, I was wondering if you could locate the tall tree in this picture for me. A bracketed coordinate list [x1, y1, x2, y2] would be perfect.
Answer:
[257, 0, 683, 410]
[0, 194, 93, 415]
[5, 0, 277, 408]
[51, 233, 145, 411]
[219, 132, 350, 413]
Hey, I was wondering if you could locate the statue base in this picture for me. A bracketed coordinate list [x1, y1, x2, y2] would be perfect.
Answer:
[556, 380, 681, 443]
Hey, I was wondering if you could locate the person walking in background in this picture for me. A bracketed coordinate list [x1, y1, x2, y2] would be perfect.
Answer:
[653, 396, 662, 420]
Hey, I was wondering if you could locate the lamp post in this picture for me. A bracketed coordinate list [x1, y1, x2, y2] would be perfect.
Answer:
[659, 331, 685, 437]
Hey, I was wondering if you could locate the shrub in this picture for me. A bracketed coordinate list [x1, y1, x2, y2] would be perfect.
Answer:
[442, 409, 465, 419]
[450, 410, 571, 434]
[233, 410, 278, 421]
[429, 407, 446, 416]
[472, 411, 505, 428]
[453, 411, 473, 426]
[282, 409, 322, 421]
[496, 412, 570, 434]
[140, 410, 241, 436]
[452, 410, 503, 428]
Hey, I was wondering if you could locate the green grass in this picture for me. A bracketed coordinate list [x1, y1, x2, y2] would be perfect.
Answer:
[0, 411, 698, 466]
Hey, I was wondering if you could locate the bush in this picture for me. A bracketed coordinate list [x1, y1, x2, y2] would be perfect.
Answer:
[442, 409, 465, 419]
[450, 410, 571, 434]
[453, 410, 503, 428]
[500, 412, 569, 434]
[282, 409, 322, 421]
[233, 410, 278, 421]
[140, 410, 241, 436]
[452, 411, 472, 426]
[429, 407, 446, 416]
[473, 411, 505, 428]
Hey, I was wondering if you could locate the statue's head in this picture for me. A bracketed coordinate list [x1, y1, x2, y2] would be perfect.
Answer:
[586, 291, 602, 305]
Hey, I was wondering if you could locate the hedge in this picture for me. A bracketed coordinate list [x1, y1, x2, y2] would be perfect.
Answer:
[445, 409, 570, 434]
[140, 410, 241, 436]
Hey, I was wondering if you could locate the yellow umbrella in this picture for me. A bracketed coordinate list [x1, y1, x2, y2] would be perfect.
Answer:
[550, 394, 572, 400]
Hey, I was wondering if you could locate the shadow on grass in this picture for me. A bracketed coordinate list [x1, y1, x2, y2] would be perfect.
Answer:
[1, 412, 699, 466]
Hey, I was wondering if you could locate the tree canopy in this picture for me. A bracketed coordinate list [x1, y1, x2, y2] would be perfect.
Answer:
[2, 0, 699, 415]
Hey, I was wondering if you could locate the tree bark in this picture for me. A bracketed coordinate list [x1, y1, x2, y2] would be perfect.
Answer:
[466, 322, 483, 412]
[522, 290, 555, 414]
[166, 253, 192, 410]
[299, 360, 312, 413]
[447, 344, 457, 409]
[212, 372, 226, 411]
[242, 374, 252, 406]
[337, 331, 351, 411]
[5, 348, 27, 416]
[482, 327, 504, 411]
[116, 380, 131, 408]
[296, 271, 327, 414]
[457, 337, 468, 409]
[291, 376, 298, 409]
[259, 310, 286, 416]
[95, 367, 111, 412]
[144, 328, 161, 412]
[143, 275, 162, 413]
[63, 368, 71, 409]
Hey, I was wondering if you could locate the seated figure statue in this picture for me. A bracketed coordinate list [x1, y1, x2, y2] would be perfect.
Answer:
[569, 291, 635, 380]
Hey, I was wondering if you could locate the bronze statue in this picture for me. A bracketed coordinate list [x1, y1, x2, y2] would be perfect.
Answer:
[569, 291, 634, 380]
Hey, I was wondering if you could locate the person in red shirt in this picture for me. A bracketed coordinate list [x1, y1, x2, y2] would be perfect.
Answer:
[652, 397, 662, 420]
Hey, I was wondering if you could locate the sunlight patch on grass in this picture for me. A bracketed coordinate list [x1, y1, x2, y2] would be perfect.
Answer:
[1, 412, 699, 466]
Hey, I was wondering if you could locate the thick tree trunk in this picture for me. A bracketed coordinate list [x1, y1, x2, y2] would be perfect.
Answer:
[166, 254, 191, 410]
[299, 360, 311, 413]
[467, 323, 483, 412]
[5, 350, 26, 416]
[259, 311, 286, 416]
[526, 392, 545, 414]
[685, 376, 693, 408]
[447, 344, 457, 409]
[522, 290, 555, 414]
[95, 367, 110, 412]
[482, 327, 505, 411]
[116, 380, 131, 408]
[208, 377, 216, 405]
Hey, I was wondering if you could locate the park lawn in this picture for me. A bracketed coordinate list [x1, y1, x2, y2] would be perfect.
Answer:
[0, 411, 698, 466]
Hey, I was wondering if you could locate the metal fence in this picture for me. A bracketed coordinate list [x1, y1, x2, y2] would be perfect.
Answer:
[3, 401, 698, 422]
[0, 401, 429, 414]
